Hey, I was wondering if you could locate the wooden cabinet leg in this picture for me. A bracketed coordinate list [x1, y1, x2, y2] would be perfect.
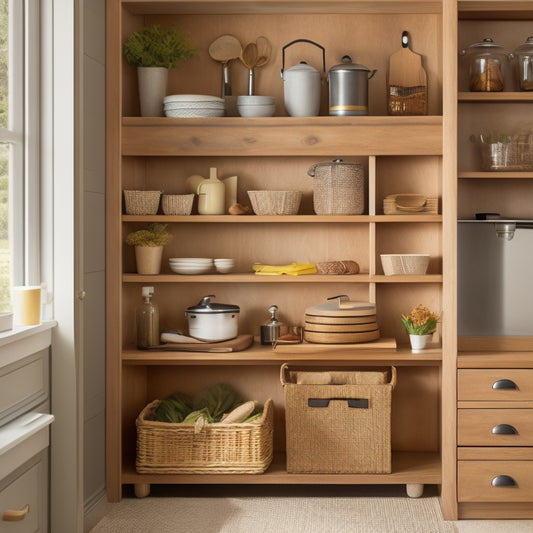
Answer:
[406, 483, 424, 498]
[134, 483, 151, 498]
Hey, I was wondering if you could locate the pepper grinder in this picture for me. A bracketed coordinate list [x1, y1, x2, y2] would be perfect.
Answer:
[260, 305, 284, 345]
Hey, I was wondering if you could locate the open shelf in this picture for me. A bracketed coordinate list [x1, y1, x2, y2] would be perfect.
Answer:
[121, 116, 443, 157]
[122, 451, 442, 485]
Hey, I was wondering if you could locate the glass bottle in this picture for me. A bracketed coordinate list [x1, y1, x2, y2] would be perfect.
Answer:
[136, 286, 159, 348]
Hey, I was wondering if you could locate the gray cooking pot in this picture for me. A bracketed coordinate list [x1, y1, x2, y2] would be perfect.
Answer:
[328, 55, 377, 116]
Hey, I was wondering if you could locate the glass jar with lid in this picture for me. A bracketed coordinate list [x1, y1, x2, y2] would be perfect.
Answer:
[461, 38, 511, 92]
[514, 37, 533, 91]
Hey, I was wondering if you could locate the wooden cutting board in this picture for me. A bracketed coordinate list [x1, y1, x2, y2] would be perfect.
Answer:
[147, 334, 254, 353]
[303, 329, 381, 344]
[305, 314, 377, 325]
[304, 322, 379, 333]
[387, 31, 427, 115]
[274, 337, 397, 353]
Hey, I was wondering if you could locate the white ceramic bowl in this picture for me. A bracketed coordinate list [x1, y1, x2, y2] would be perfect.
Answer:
[238, 103, 275, 117]
[214, 258, 235, 264]
[215, 265, 235, 274]
[169, 258, 213, 263]
[164, 94, 224, 105]
[237, 95, 275, 105]
[165, 108, 224, 118]
[380, 254, 430, 275]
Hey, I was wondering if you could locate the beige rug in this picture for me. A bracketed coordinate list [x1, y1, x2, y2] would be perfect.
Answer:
[91, 485, 458, 533]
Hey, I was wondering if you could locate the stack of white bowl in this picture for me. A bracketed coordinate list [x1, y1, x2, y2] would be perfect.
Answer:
[163, 95, 225, 118]
[214, 258, 235, 274]
[169, 258, 214, 275]
[237, 96, 275, 117]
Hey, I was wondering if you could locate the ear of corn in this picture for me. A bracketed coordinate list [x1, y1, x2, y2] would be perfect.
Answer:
[221, 400, 256, 424]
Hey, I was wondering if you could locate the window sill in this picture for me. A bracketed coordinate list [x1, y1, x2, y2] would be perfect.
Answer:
[0, 321, 58, 367]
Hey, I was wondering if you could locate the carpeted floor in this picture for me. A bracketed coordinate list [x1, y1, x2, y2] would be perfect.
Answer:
[90, 485, 458, 533]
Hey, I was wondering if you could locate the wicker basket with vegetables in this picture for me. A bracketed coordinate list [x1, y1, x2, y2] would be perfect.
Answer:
[136, 383, 274, 474]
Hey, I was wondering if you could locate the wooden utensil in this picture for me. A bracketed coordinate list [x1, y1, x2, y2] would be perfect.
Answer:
[209, 34, 242, 97]
[255, 36, 272, 68]
[240, 42, 259, 95]
[387, 31, 427, 115]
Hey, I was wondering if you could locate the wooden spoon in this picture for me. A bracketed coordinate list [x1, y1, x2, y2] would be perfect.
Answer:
[240, 42, 259, 95]
[209, 34, 242, 97]
[255, 36, 272, 68]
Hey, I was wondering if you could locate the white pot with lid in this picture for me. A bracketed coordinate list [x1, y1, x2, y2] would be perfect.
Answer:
[185, 295, 240, 341]
[281, 39, 325, 117]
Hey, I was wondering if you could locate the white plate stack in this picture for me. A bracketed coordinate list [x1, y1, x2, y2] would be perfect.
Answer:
[169, 257, 214, 275]
[163, 95, 225, 118]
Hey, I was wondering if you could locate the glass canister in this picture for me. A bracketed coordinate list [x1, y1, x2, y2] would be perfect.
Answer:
[514, 37, 533, 91]
[461, 38, 511, 92]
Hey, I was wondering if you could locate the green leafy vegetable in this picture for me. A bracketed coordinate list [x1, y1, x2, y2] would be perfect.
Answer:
[182, 407, 214, 424]
[193, 383, 243, 422]
[154, 392, 193, 423]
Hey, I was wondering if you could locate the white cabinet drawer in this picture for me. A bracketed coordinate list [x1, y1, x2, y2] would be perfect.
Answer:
[0, 451, 47, 532]
[0, 351, 49, 426]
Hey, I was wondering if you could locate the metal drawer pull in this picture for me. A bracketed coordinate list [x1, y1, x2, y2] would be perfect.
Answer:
[2, 504, 30, 522]
[491, 423, 518, 435]
[492, 379, 517, 390]
[308, 398, 369, 409]
[491, 475, 517, 487]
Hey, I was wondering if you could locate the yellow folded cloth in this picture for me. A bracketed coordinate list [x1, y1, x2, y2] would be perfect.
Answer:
[253, 262, 317, 276]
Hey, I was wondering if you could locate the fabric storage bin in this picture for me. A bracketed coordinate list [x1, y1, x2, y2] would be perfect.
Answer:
[136, 398, 274, 474]
[280, 364, 396, 473]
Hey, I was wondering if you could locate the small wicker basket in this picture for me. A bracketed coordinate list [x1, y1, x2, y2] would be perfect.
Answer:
[248, 190, 302, 215]
[124, 190, 161, 215]
[479, 138, 533, 171]
[136, 398, 274, 474]
[161, 194, 194, 215]
[308, 161, 365, 215]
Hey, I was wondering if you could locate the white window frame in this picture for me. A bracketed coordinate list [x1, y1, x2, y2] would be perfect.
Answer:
[0, 0, 41, 292]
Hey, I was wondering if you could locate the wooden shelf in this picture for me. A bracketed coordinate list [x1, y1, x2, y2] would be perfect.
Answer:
[123, 0, 443, 16]
[122, 273, 443, 283]
[458, 171, 533, 179]
[122, 343, 442, 366]
[121, 116, 443, 157]
[458, 92, 533, 102]
[123, 214, 443, 223]
[122, 451, 442, 485]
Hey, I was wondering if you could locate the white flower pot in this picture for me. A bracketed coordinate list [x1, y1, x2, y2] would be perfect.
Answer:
[409, 334, 432, 353]
[137, 67, 168, 117]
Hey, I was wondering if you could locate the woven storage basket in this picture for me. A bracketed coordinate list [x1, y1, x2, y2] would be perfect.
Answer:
[308, 161, 365, 215]
[136, 398, 274, 474]
[161, 194, 194, 215]
[387, 85, 428, 116]
[383, 194, 438, 215]
[281, 364, 396, 474]
[124, 190, 161, 215]
[247, 191, 302, 215]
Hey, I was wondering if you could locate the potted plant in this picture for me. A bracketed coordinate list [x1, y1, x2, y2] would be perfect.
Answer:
[126, 223, 173, 275]
[123, 25, 197, 117]
[401, 304, 439, 352]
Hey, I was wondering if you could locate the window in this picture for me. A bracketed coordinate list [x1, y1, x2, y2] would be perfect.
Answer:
[0, 0, 40, 312]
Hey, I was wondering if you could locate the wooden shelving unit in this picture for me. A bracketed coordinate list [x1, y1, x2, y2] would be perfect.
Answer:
[106, 0, 452, 514]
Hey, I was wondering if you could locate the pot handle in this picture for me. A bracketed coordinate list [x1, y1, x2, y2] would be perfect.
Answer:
[281, 39, 326, 76]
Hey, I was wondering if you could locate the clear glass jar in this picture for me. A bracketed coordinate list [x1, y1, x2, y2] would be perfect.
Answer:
[461, 38, 511, 92]
[514, 37, 533, 91]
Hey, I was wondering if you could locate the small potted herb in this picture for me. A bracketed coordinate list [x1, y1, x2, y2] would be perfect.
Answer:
[123, 25, 196, 116]
[126, 223, 173, 275]
[401, 304, 439, 352]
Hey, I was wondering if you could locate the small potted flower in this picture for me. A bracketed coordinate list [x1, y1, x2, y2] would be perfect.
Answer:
[123, 25, 197, 116]
[126, 223, 173, 275]
[401, 304, 439, 352]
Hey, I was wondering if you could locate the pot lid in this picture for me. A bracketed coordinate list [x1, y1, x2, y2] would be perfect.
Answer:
[514, 36, 533, 55]
[462, 38, 509, 56]
[305, 295, 376, 317]
[186, 295, 240, 314]
[283, 61, 320, 76]
[329, 55, 370, 73]
[308, 159, 363, 177]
